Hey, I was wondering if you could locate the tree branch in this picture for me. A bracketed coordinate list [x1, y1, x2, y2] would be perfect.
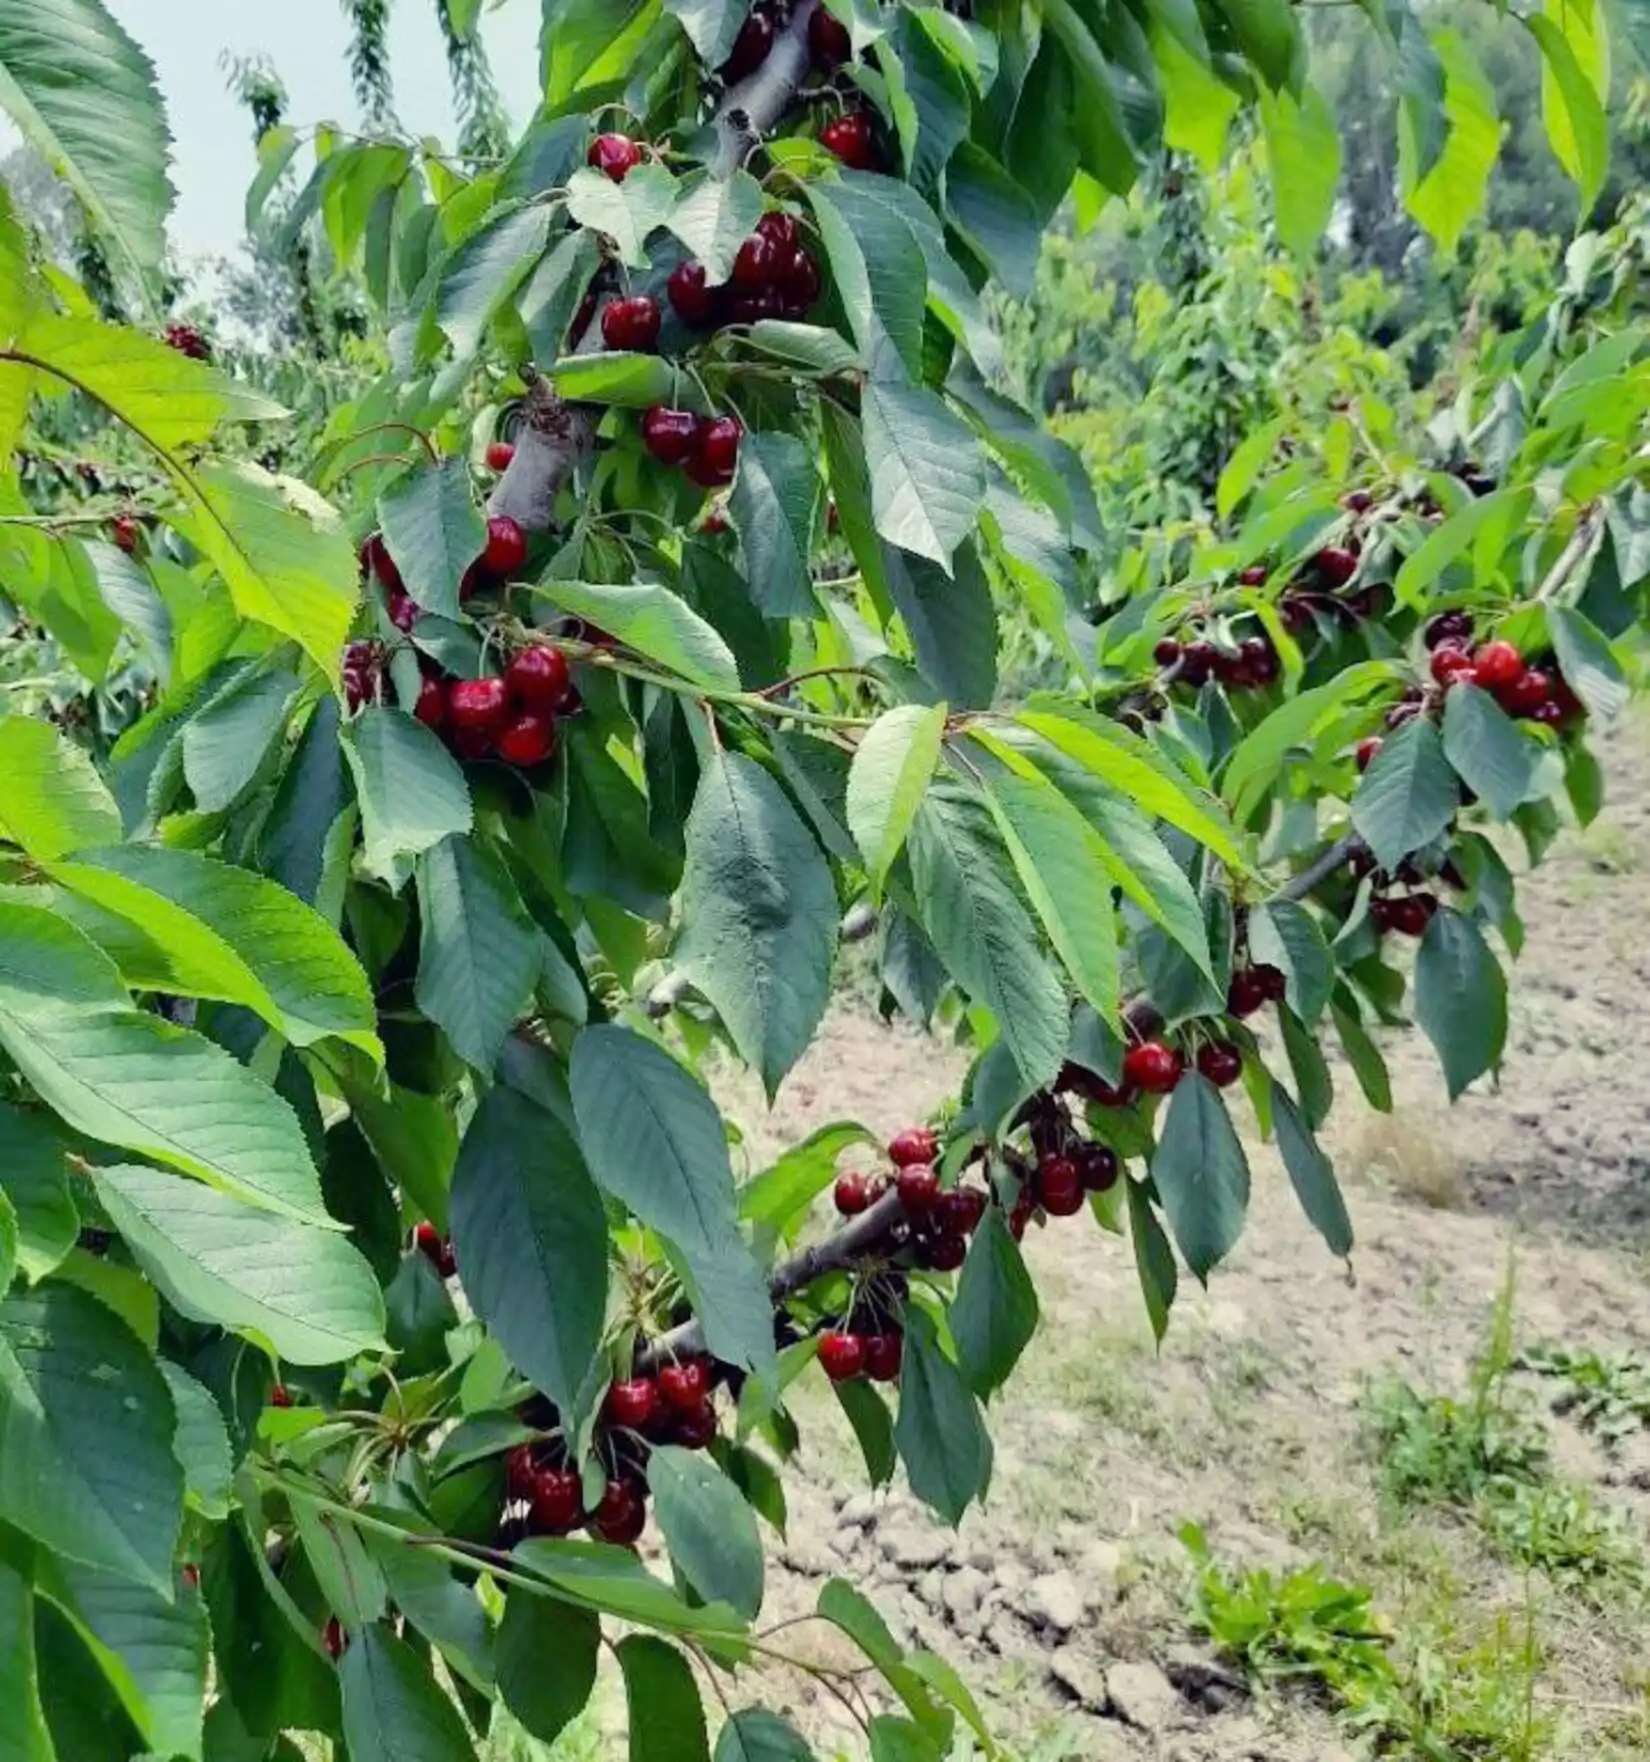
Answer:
[710, 0, 821, 179]
[486, 376, 595, 533]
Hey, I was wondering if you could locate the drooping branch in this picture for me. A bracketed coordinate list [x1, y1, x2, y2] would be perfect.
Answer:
[710, 0, 822, 179]
[486, 377, 595, 532]
[634, 828, 1369, 1373]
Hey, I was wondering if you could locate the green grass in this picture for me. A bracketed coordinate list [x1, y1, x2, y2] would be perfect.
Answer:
[1517, 1342, 1650, 1443]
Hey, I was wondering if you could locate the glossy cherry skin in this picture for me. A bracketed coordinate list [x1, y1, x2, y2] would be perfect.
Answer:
[528, 1466, 582, 1534]
[1471, 639, 1523, 692]
[641, 406, 700, 467]
[111, 514, 141, 554]
[1154, 638, 1182, 667]
[362, 531, 401, 591]
[1037, 1156, 1084, 1217]
[658, 1359, 710, 1413]
[600, 295, 662, 353]
[1355, 736, 1383, 771]
[1424, 610, 1474, 651]
[1179, 640, 1218, 687]
[755, 211, 801, 252]
[685, 416, 742, 488]
[935, 1187, 986, 1235]
[809, 6, 852, 64]
[923, 1232, 968, 1273]
[819, 111, 879, 171]
[1390, 894, 1437, 937]
[672, 1400, 718, 1450]
[732, 233, 778, 289]
[485, 439, 515, 471]
[506, 1445, 539, 1501]
[496, 713, 557, 768]
[270, 1384, 293, 1409]
[888, 1126, 938, 1167]
[722, 9, 774, 79]
[775, 248, 821, 315]
[1313, 545, 1359, 587]
[834, 1171, 871, 1216]
[1227, 968, 1270, 1017]
[1196, 1041, 1244, 1088]
[323, 1616, 346, 1659]
[587, 132, 642, 182]
[1430, 645, 1476, 688]
[483, 514, 528, 577]
[668, 260, 720, 327]
[862, 1333, 903, 1382]
[604, 1377, 658, 1430]
[896, 1164, 940, 1214]
[1122, 1040, 1184, 1095]
[818, 1331, 865, 1382]
[413, 674, 447, 731]
[1079, 1144, 1121, 1193]
[506, 645, 572, 715]
[591, 1479, 646, 1546]
[385, 586, 418, 632]
[1500, 667, 1552, 717]
[447, 676, 511, 740]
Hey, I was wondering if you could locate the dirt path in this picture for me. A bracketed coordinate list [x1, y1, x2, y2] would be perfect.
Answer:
[710, 718, 1650, 1761]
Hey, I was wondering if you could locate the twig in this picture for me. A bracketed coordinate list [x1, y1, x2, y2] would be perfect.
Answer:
[753, 663, 880, 699]
[710, 0, 821, 178]
[1535, 504, 1604, 604]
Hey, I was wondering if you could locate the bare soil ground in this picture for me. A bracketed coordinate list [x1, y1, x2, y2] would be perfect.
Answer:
[698, 718, 1650, 1762]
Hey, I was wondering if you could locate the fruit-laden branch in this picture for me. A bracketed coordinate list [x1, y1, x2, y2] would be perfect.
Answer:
[486, 376, 595, 532]
[711, 0, 821, 178]
[633, 829, 1365, 1373]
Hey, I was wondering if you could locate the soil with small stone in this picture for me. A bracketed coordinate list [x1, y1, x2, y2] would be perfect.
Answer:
[702, 719, 1650, 1761]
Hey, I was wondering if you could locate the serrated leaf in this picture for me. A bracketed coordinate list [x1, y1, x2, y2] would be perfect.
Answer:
[0, 0, 174, 294]
[0, 1559, 52, 1762]
[565, 162, 678, 266]
[1441, 682, 1539, 819]
[528, 580, 739, 691]
[290, 1489, 388, 1627]
[513, 1537, 743, 1635]
[1247, 900, 1333, 1022]
[846, 703, 947, 893]
[0, 899, 330, 1225]
[894, 1308, 991, 1525]
[716, 1710, 815, 1762]
[497, 1594, 598, 1746]
[906, 791, 1068, 1090]
[667, 169, 765, 284]
[1351, 716, 1459, 871]
[379, 457, 487, 620]
[1221, 661, 1398, 821]
[883, 543, 998, 710]
[92, 1162, 385, 1365]
[0, 1103, 77, 1282]
[730, 431, 818, 618]
[739, 1120, 877, 1235]
[340, 1623, 477, 1762]
[861, 380, 985, 571]
[1399, 29, 1500, 252]
[1414, 907, 1506, 1098]
[805, 184, 926, 381]
[51, 842, 380, 1056]
[0, 717, 120, 858]
[547, 349, 676, 407]
[1150, 1074, 1250, 1281]
[1271, 1084, 1354, 1257]
[1128, 1180, 1177, 1340]
[1258, 82, 1341, 260]
[343, 707, 473, 883]
[0, 1283, 182, 1591]
[158, 1362, 232, 1520]
[676, 754, 836, 1098]
[1549, 605, 1628, 722]
[449, 1086, 608, 1425]
[648, 1447, 764, 1620]
[949, 1207, 1039, 1398]
[834, 1377, 896, 1487]
[435, 202, 551, 359]
[180, 664, 302, 813]
[416, 834, 539, 1075]
[1530, 3, 1609, 212]
[618, 1635, 709, 1762]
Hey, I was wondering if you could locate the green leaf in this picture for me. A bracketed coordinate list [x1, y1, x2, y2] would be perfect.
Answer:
[528, 580, 740, 691]
[565, 162, 678, 267]
[340, 1623, 478, 1762]
[739, 1121, 877, 1234]
[0, 1103, 78, 1282]
[0, 0, 174, 294]
[869, 1719, 943, 1762]
[1150, 1074, 1251, 1281]
[846, 703, 947, 894]
[379, 458, 487, 620]
[435, 203, 551, 360]
[894, 1309, 991, 1525]
[158, 1362, 233, 1520]
[343, 708, 473, 884]
[547, 350, 677, 407]
[1258, 83, 1342, 260]
[805, 183, 926, 382]
[0, 1560, 52, 1762]
[1209, 0, 1300, 86]
[51, 843, 380, 1056]
[91, 1161, 386, 1365]
[1529, 2, 1609, 212]
[289, 1490, 388, 1627]
[520, 230, 601, 365]
[181, 664, 302, 813]
[1279, 1003, 1333, 1130]
[949, 1207, 1040, 1399]
[1414, 907, 1507, 1099]
[1128, 1181, 1177, 1342]
[676, 754, 836, 1098]
[496, 1594, 599, 1745]
[258, 696, 350, 908]
[883, 544, 999, 710]
[944, 144, 1040, 301]
[0, 900, 330, 1225]
[716, 1710, 815, 1762]
[971, 754, 1122, 1022]
[1548, 606, 1628, 722]
[1247, 900, 1333, 1023]
[648, 1446, 764, 1621]
[730, 431, 818, 619]
[906, 791, 1068, 1090]
[1399, 30, 1500, 252]
[667, 169, 766, 284]
[834, 1377, 897, 1487]
[1351, 716, 1460, 872]
[368, 1537, 493, 1693]
[1015, 708, 1250, 872]
[449, 1086, 608, 1425]
[618, 1635, 710, 1762]
[0, 1283, 182, 1591]
[1216, 418, 1285, 520]
[1332, 991, 1392, 1112]
[0, 718, 120, 858]
[246, 122, 299, 234]
[513, 1538, 744, 1635]
[416, 834, 539, 1074]
[1271, 1084, 1354, 1258]
[861, 380, 985, 571]
[1441, 683, 1539, 820]
[40, 1555, 208, 1762]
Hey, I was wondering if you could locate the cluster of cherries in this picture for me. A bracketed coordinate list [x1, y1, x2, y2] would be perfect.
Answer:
[419, 642, 576, 766]
[642, 407, 744, 489]
[1154, 628, 1280, 692]
[832, 1126, 989, 1274]
[501, 1358, 720, 1547]
[668, 210, 823, 332]
[815, 1275, 908, 1385]
[162, 321, 210, 360]
[1422, 615, 1581, 728]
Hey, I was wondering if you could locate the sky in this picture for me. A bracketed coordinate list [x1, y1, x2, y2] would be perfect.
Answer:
[101, 0, 545, 261]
